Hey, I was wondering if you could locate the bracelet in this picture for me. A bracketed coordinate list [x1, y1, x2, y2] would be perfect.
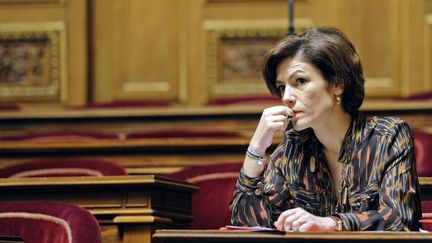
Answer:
[329, 216, 344, 231]
[246, 146, 266, 165]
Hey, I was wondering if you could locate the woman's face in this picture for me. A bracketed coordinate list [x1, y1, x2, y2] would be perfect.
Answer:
[275, 57, 342, 131]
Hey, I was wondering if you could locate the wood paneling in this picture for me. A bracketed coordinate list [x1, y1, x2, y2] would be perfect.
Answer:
[92, 0, 181, 103]
[0, 0, 430, 113]
[0, 0, 87, 107]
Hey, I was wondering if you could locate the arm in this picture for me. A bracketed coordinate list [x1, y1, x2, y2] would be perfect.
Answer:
[230, 145, 293, 227]
[336, 121, 421, 231]
[230, 106, 293, 227]
[273, 120, 422, 232]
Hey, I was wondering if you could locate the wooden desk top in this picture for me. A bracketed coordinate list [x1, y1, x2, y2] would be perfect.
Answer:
[0, 175, 198, 191]
[0, 175, 198, 225]
[153, 229, 432, 243]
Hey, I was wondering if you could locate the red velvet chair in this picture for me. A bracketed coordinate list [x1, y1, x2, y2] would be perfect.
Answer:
[396, 91, 432, 100]
[412, 129, 432, 231]
[0, 159, 127, 178]
[414, 129, 432, 177]
[0, 130, 118, 142]
[168, 163, 242, 229]
[126, 129, 242, 139]
[421, 200, 432, 231]
[0, 201, 101, 243]
[67, 100, 171, 109]
[0, 104, 20, 111]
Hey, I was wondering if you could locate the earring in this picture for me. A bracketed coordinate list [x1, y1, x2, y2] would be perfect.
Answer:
[336, 95, 341, 105]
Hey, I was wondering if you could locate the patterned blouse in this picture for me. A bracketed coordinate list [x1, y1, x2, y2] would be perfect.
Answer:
[230, 112, 422, 231]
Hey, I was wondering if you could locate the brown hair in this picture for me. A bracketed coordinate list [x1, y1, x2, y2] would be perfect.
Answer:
[263, 26, 365, 115]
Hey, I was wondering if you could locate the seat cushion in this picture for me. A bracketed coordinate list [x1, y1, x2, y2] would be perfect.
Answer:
[169, 163, 242, 229]
[0, 201, 101, 243]
[0, 159, 127, 178]
[414, 129, 432, 177]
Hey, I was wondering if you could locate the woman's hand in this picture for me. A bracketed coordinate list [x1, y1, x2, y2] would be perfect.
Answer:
[249, 106, 292, 153]
[274, 207, 335, 232]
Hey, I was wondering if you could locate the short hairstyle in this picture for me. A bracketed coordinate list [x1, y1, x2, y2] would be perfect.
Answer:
[263, 26, 365, 115]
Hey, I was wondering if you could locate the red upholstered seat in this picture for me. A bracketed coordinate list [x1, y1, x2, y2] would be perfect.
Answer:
[168, 163, 242, 229]
[68, 100, 171, 109]
[421, 200, 432, 231]
[0, 159, 127, 178]
[0, 201, 101, 243]
[127, 129, 242, 139]
[395, 91, 432, 100]
[414, 129, 432, 177]
[0, 104, 20, 111]
[0, 130, 118, 142]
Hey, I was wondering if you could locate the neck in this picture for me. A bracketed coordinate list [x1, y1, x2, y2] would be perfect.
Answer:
[313, 109, 352, 155]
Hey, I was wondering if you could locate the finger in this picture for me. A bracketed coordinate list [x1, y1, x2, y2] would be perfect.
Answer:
[270, 121, 286, 131]
[283, 211, 304, 230]
[275, 208, 303, 230]
[298, 221, 314, 232]
[291, 218, 305, 232]
[263, 106, 292, 117]
[284, 218, 292, 232]
[274, 209, 297, 230]
[271, 115, 288, 122]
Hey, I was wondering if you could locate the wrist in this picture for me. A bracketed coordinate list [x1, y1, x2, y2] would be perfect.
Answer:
[248, 142, 267, 155]
[329, 216, 343, 231]
[246, 146, 266, 165]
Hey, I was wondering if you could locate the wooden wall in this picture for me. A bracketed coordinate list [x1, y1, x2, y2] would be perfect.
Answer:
[0, 0, 87, 108]
[0, 0, 430, 108]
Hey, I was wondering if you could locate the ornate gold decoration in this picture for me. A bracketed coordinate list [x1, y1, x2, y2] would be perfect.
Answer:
[425, 14, 432, 91]
[0, 22, 67, 102]
[0, 0, 61, 4]
[204, 19, 313, 98]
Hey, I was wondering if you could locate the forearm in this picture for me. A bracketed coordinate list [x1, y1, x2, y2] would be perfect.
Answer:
[242, 153, 266, 178]
[230, 168, 273, 227]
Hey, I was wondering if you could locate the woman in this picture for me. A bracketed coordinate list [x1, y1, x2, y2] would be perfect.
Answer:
[230, 26, 421, 231]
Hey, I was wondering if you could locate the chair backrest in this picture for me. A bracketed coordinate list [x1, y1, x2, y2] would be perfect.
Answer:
[168, 163, 242, 229]
[0, 201, 101, 243]
[414, 129, 432, 177]
[0, 159, 127, 178]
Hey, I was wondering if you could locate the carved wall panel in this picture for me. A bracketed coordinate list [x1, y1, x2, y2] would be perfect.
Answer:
[0, 22, 67, 102]
[205, 19, 313, 99]
[0, 0, 61, 3]
[425, 15, 432, 92]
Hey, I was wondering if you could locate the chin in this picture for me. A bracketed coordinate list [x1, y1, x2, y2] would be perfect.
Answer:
[291, 121, 309, 131]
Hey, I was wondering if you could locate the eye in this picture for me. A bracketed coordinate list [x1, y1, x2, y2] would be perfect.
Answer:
[277, 85, 285, 94]
[296, 78, 307, 85]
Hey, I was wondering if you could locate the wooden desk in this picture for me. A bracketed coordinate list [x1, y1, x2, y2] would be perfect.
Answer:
[0, 175, 198, 243]
[152, 229, 432, 243]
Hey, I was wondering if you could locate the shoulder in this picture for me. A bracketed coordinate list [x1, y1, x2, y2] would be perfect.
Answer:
[367, 116, 413, 141]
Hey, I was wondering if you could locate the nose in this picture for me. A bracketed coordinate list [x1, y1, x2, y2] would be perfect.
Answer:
[281, 86, 295, 108]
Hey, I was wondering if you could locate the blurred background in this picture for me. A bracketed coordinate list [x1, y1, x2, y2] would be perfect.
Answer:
[0, 0, 430, 110]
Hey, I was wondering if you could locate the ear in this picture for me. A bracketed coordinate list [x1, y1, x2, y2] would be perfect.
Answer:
[333, 83, 344, 96]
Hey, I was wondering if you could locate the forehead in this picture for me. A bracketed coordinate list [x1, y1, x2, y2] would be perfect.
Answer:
[276, 57, 317, 82]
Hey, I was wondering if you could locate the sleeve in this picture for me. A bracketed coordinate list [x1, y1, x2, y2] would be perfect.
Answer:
[336, 121, 422, 231]
[230, 144, 293, 228]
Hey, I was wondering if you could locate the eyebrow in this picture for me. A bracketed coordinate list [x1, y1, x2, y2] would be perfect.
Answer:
[276, 69, 305, 85]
